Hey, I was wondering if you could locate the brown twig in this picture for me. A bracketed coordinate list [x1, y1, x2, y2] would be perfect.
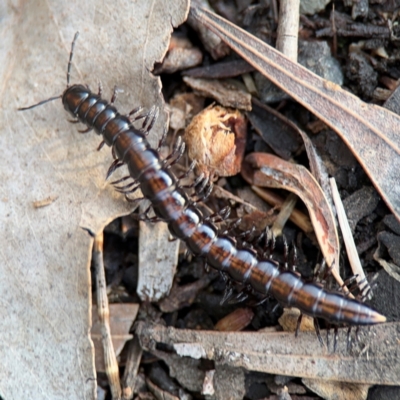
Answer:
[93, 233, 122, 400]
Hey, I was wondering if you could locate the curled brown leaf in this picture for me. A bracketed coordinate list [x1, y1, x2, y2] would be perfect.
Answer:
[242, 153, 346, 290]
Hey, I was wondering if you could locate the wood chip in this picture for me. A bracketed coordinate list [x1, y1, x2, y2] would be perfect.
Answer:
[183, 76, 252, 110]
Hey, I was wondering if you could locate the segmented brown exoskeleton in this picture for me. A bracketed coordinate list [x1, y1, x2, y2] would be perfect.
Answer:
[19, 33, 386, 333]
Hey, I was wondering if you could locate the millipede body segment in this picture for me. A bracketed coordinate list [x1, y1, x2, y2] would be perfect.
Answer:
[61, 84, 385, 326]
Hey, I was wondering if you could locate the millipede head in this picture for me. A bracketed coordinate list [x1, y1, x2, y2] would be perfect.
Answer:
[61, 84, 90, 116]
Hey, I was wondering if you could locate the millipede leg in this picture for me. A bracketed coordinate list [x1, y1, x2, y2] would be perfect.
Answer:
[341, 275, 359, 296]
[128, 106, 146, 122]
[157, 125, 168, 153]
[359, 278, 372, 300]
[111, 146, 117, 160]
[125, 195, 143, 203]
[110, 175, 131, 185]
[282, 235, 289, 270]
[135, 204, 163, 223]
[326, 327, 330, 350]
[295, 313, 303, 337]
[169, 140, 186, 166]
[180, 171, 205, 190]
[193, 179, 213, 203]
[324, 260, 335, 280]
[97, 140, 106, 151]
[182, 175, 213, 207]
[234, 291, 248, 303]
[262, 229, 275, 259]
[141, 106, 159, 135]
[355, 326, 360, 342]
[204, 206, 231, 223]
[220, 279, 234, 305]
[204, 262, 210, 273]
[313, 319, 324, 347]
[238, 226, 256, 243]
[162, 136, 186, 168]
[254, 229, 266, 247]
[98, 81, 103, 97]
[115, 183, 140, 194]
[290, 244, 298, 272]
[333, 326, 339, 353]
[114, 180, 139, 191]
[268, 232, 276, 258]
[199, 184, 213, 203]
[110, 85, 118, 104]
[253, 230, 267, 259]
[106, 159, 124, 179]
[314, 259, 328, 282]
[177, 160, 196, 180]
[194, 173, 209, 194]
[346, 326, 352, 351]
[222, 218, 242, 236]
[78, 126, 93, 134]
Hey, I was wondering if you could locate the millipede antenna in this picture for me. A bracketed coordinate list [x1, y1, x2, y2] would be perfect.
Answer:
[18, 31, 80, 111]
[67, 31, 79, 87]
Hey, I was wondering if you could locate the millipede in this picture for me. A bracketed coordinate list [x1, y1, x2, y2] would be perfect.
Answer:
[19, 33, 386, 339]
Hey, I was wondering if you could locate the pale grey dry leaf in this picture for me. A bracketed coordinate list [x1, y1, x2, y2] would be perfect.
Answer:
[0, 1, 189, 399]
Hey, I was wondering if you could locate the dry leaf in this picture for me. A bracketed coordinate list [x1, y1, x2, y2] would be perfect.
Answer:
[136, 321, 400, 385]
[0, 1, 189, 399]
[248, 97, 302, 161]
[241, 153, 344, 289]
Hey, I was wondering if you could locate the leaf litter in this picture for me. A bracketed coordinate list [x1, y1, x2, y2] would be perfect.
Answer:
[189, 6, 400, 223]
[6, 0, 396, 398]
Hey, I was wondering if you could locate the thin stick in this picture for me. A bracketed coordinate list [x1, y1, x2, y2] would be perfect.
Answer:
[271, 0, 300, 234]
[276, 0, 300, 62]
[330, 178, 371, 298]
[251, 186, 313, 234]
[271, 193, 298, 237]
[93, 233, 122, 399]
